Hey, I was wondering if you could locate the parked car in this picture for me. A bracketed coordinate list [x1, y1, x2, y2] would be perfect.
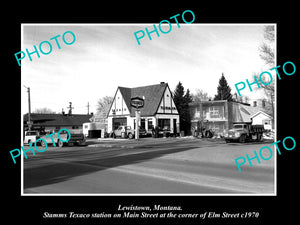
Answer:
[24, 130, 40, 145]
[157, 126, 171, 137]
[111, 126, 147, 139]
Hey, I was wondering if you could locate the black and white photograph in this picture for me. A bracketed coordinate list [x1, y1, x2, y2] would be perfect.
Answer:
[21, 24, 276, 195]
[5, 5, 298, 225]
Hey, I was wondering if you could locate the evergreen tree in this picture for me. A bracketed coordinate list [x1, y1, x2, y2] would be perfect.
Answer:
[173, 82, 185, 126]
[183, 89, 193, 134]
[173, 82, 193, 135]
[184, 89, 193, 104]
[214, 73, 233, 101]
[173, 82, 185, 112]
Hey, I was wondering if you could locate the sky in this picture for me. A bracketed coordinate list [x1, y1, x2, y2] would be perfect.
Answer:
[21, 24, 274, 115]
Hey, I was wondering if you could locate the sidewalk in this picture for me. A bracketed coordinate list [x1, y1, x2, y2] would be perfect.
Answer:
[85, 136, 225, 149]
[85, 135, 273, 149]
[87, 136, 182, 148]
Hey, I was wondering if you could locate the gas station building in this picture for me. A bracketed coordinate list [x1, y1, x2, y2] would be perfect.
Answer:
[107, 82, 180, 135]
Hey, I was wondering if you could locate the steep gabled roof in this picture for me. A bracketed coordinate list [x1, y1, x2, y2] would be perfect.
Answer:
[250, 111, 273, 119]
[130, 83, 168, 116]
[118, 86, 132, 113]
[110, 83, 170, 117]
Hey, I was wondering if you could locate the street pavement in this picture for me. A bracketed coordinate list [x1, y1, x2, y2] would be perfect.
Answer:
[23, 137, 275, 194]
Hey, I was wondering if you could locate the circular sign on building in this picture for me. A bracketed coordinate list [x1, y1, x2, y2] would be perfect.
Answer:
[131, 97, 144, 109]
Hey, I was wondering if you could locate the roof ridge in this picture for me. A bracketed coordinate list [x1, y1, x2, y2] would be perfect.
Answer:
[132, 83, 166, 88]
[118, 86, 131, 89]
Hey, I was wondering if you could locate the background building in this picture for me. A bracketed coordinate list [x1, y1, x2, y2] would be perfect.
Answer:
[189, 100, 273, 136]
[250, 111, 273, 130]
[23, 113, 92, 132]
[83, 117, 107, 138]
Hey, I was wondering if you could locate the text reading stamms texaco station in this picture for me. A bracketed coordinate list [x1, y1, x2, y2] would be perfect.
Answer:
[134, 9, 195, 45]
[14, 30, 76, 66]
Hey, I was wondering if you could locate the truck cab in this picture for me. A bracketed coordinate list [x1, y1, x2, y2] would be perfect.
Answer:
[24, 130, 39, 145]
[233, 123, 250, 135]
[38, 129, 86, 147]
[113, 126, 131, 138]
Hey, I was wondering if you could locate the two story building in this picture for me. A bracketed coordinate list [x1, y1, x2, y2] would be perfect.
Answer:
[107, 82, 180, 135]
[189, 100, 273, 136]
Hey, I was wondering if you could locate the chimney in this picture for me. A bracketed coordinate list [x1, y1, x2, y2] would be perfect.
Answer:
[253, 101, 257, 107]
[262, 99, 265, 108]
[160, 82, 165, 85]
[62, 108, 65, 115]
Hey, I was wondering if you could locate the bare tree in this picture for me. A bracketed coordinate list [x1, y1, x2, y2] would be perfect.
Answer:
[96, 96, 114, 118]
[192, 89, 211, 103]
[256, 25, 275, 111]
[251, 26, 275, 119]
[33, 107, 56, 114]
[233, 92, 250, 103]
[259, 26, 275, 67]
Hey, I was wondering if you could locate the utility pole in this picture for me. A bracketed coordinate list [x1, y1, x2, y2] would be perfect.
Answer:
[67, 102, 74, 115]
[23, 85, 32, 131]
[87, 102, 90, 115]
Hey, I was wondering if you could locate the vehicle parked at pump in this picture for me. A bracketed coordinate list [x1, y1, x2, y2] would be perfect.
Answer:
[156, 126, 172, 138]
[110, 125, 147, 139]
[224, 122, 265, 143]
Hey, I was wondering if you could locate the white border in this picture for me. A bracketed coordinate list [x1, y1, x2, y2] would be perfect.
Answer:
[21, 23, 277, 196]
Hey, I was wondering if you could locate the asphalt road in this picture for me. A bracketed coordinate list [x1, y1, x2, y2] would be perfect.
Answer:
[23, 138, 275, 194]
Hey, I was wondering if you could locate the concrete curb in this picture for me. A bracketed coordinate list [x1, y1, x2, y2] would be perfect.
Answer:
[87, 144, 136, 148]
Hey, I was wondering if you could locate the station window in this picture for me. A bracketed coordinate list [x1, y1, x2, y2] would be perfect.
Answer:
[148, 118, 153, 130]
[158, 119, 170, 130]
[141, 119, 145, 129]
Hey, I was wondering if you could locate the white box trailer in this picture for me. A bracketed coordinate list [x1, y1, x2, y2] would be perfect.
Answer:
[83, 122, 106, 138]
